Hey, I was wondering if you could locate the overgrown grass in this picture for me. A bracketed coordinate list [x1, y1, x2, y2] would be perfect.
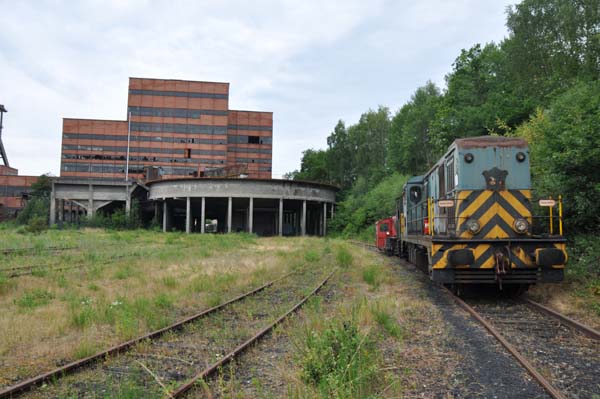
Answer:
[336, 246, 353, 269]
[371, 302, 404, 339]
[296, 309, 380, 398]
[362, 264, 381, 289]
[16, 289, 54, 309]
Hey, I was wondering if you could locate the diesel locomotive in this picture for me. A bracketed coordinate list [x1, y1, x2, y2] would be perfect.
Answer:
[378, 136, 567, 290]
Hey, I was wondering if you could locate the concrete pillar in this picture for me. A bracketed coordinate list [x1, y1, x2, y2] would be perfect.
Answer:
[301, 200, 306, 236]
[248, 197, 254, 234]
[186, 197, 191, 234]
[58, 199, 64, 223]
[154, 202, 159, 223]
[125, 185, 131, 216]
[201, 197, 206, 234]
[49, 184, 56, 225]
[87, 184, 94, 220]
[331, 203, 335, 219]
[227, 197, 232, 233]
[278, 198, 284, 236]
[323, 202, 327, 236]
[162, 200, 167, 232]
[69, 201, 73, 223]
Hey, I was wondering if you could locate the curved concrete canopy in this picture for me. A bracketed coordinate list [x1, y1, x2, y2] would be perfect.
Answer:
[147, 178, 337, 203]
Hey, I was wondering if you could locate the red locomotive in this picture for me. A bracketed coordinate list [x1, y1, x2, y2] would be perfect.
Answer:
[375, 216, 397, 255]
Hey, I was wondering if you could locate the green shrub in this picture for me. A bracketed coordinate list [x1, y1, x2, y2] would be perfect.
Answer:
[336, 247, 353, 269]
[298, 318, 379, 398]
[362, 265, 381, 289]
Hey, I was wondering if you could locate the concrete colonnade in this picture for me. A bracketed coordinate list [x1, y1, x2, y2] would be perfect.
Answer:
[160, 196, 334, 237]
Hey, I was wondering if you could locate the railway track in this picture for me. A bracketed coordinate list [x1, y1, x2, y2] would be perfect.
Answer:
[452, 295, 600, 399]
[1, 242, 191, 278]
[348, 239, 600, 398]
[0, 245, 79, 256]
[1, 269, 333, 398]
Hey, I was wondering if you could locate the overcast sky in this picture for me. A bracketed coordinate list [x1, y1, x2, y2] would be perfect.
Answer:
[1, 0, 515, 178]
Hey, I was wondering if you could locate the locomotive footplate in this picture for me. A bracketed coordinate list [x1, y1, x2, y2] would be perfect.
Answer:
[431, 268, 564, 284]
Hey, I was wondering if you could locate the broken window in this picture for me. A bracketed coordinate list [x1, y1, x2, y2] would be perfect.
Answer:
[248, 136, 260, 144]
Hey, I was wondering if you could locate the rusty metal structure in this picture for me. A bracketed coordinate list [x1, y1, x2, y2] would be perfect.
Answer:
[0, 104, 39, 221]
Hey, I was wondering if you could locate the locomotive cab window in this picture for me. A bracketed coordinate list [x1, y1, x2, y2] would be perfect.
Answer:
[446, 158, 455, 192]
[379, 223, 389, 232]
[409, 186, 422, 203]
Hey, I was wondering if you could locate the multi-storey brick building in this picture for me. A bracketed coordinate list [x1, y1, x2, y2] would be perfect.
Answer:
[60, 78, 273, 181]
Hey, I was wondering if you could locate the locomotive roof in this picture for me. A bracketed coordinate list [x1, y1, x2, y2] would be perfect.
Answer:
[454, 136, 528, 149]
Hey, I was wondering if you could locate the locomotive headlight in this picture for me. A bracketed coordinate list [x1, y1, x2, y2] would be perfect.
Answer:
[465, 218, 481, 234]
[513, 218, 529, 234]
[516, 152, 526, 162]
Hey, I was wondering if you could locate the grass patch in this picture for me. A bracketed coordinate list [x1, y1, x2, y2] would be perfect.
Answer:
[362, 264, 382, 289]
[304, 250, 320, 263]
[16, 289, 54, 309]
[371, 303, 403, 339]
[161, 276, 178, 288]
[297, 315, 379, 398]
[336, 246, 353, 269]
[73, 340, 99, 359]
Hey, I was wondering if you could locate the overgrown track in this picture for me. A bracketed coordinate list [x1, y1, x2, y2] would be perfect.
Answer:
[0, 245, 79, 256]
[1, 243, 188, 278]
[171, 270, 334, 397]
[2, 269, 333, 398]
[2, 254, 130, 278]
[0, 275, 285, 398]
[347, 240, 377, 251]
[349, 240, 600, 398]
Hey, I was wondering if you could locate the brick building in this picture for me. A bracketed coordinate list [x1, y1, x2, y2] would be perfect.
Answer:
[60, 78, 273, 181]
[0, 166, 37, 221]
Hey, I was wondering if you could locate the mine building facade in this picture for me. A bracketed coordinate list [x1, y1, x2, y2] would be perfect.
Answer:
[60, 78, 273, 181]
[51, 77, 337, 236]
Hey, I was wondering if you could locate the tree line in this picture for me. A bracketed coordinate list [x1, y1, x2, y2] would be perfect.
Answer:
[288, 0, 600, 237]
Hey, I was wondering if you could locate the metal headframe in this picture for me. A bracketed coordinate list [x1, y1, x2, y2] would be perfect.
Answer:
[0, 104, 8, 167]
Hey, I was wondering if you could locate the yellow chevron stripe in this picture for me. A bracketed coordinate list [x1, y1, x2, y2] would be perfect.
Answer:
[460, 201, 497, 238]
[484, 224, 510, 239]
[520, 189, 532, 199]
[432, 244, 467, 269]
[458, 190, 493, 219]
[480, 256, 495, 269]
[512, 247, 534, 267]
[457, 190, 472, 200]
[473, 244, 490, 260]
[496, 204, 515, 226]
[500, 190, 531, 217]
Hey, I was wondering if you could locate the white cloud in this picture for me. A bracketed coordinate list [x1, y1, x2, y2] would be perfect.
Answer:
[0, 0, 513, 177]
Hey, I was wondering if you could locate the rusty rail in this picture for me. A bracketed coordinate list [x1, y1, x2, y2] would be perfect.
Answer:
[0, 245, 79, 255]
[445, 289, 567, 399]
[0, 274, 292, 398]
[169, 270, 335, 397]
[347, 240, 377, 250]
[523, 297, 600, 340]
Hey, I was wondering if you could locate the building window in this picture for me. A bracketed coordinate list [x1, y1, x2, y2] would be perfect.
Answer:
[248, 136, 260, 144]
[184, 149, 191, 159]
